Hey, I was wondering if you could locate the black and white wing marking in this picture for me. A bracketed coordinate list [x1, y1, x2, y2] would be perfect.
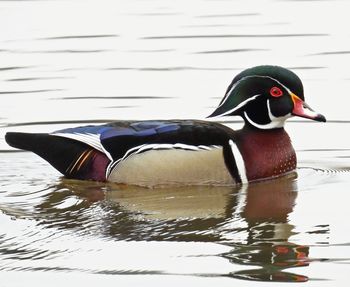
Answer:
[53, 125, 116, 159]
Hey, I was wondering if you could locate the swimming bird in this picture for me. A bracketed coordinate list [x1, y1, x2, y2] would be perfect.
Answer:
[5, 65, 326, 186]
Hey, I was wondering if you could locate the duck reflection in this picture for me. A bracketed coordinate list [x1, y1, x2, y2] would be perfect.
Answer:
[35, 172, 309, 282]
[220, 173, 309, 282]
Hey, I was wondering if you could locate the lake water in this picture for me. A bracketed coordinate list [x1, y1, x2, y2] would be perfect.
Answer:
[1, 0, 350, 286]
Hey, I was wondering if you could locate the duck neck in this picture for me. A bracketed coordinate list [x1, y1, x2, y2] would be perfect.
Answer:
[234, 124, 296, 181]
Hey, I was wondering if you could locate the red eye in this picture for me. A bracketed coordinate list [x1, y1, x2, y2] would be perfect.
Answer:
[270, 86, 283, 97]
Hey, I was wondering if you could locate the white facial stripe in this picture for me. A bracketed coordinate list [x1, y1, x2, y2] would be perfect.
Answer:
[242, 75, 292, 94]
[219, 81, 240, 108]
[229, 139, 248, 184]
[257, 75, 292, 94]
[214, 94, 261, 117]
[219, 74, 293, 109]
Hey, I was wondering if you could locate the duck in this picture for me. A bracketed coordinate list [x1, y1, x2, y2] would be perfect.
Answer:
[5, 65, 326, 187]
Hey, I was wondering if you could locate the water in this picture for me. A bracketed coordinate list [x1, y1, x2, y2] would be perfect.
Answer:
[1, 0, 350, 286]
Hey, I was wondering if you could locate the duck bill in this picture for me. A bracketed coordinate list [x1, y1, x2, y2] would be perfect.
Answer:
[291, 93, 326, 122]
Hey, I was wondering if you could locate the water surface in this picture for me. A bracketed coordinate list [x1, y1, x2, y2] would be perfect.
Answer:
[1, 0, 350, 286]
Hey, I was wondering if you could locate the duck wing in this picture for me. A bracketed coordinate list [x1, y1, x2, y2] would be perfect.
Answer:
[53, 120, 233, 158]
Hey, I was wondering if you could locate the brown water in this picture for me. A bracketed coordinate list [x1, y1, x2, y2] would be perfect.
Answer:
[1, 0, 350, 286]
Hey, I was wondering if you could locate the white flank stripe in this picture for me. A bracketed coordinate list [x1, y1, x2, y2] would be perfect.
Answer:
[228, 139, 248, 184]
[172, 143, 200, 151]
[198, 145, 212, 151]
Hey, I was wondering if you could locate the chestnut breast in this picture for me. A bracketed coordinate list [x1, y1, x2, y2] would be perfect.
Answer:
[235, 127, 296, 181]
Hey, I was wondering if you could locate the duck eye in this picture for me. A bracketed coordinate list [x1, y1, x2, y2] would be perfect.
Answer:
[270, 86, 283, 97]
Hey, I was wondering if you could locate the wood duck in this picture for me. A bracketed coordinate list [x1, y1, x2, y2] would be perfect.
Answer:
[5, 65, 326, 186]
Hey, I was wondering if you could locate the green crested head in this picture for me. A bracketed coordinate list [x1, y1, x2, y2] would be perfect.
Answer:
[208, 65, 326, 129]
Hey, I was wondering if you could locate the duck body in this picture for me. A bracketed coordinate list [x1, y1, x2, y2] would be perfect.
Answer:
[6, 120, 236, 186]
[5, 65, 325, 186]
[5, 120, 295, 186]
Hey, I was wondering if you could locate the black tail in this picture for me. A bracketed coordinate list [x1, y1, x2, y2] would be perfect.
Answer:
[5, 132, 92, 177]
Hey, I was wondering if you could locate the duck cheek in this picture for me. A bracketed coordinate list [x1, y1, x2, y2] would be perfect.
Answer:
[244, 97, 272, 125]
[269, 98, 293, 118]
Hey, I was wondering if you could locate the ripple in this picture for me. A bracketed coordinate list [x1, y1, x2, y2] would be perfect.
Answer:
[40, 34, 119, 40]
[142, 33, 329, 40]
[0, 150, 26, 153]
[182, 22, 289, 28]
[196, 13, 260, 18]
[13, 49, 109, 54]
[195, 48, 269, 54]
[94, 269, 163, 275]
[129, 49, 174, 53]
[308, 50, 350, 56]
[127, 12, 181, 17]
[7, 76, 74, 82]
[0, 66, 33, 72]
[0, 89, 63, 95]
[102, 105, 138, 109]
[287, 66, 326, 70]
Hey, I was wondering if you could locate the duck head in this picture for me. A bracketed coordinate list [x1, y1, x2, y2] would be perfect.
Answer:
[208, 65, 326, 129]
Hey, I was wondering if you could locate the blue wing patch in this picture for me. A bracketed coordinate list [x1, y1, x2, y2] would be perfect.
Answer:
[52, 121, 181, 158]
[101, 122, 180, 140]
[55, 121, 180, 138]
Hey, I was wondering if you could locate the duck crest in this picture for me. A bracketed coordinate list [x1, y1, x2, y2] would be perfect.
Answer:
[235, 126, 296, 181]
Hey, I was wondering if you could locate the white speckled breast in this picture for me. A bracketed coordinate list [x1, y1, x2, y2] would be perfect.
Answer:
[108, 147, 235, 187]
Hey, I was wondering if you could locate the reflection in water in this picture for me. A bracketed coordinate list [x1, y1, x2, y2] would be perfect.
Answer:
[218, 174, 309, 282]
[29, 172, 308, 282]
